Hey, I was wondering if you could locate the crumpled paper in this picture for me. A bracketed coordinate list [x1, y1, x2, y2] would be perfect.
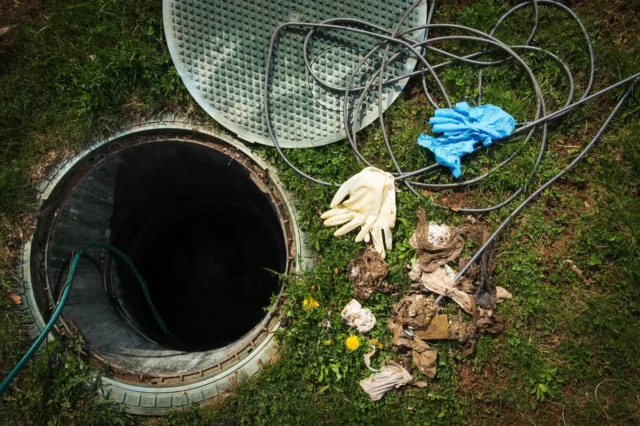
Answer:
[341, 299, 377, 333]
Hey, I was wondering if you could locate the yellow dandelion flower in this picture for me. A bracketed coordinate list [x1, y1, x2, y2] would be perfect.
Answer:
[370, 338, 384, 350]
[311, 285, 316, 291]
[303, 296, 319, 311]
[345, 335, 360, 351]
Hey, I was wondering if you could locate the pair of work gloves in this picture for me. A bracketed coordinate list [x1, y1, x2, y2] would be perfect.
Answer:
[321, 167, 396, 259]
[417, 102, 515, 178]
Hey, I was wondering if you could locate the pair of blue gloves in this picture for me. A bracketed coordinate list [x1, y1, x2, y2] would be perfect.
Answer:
[417, 102, 515, 178]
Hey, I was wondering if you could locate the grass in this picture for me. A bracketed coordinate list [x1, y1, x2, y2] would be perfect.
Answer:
[1, 0, 639, 424]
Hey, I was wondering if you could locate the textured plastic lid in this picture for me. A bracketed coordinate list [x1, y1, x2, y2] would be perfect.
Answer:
[164, 0, 426, 148]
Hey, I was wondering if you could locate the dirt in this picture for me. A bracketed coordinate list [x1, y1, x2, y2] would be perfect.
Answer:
[0, 0, 48, 26]
[458, 364, 478, 389]
[438, 189, 481, 211]
[523, 182, 597, 277]
[29, 146, 73, 183]
[574, 0, 639, 51]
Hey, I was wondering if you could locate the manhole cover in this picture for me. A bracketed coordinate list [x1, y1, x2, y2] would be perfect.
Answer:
[163, 0, 427, 147]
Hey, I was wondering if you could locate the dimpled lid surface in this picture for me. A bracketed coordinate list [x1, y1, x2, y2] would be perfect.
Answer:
[164, 0, 426, 147]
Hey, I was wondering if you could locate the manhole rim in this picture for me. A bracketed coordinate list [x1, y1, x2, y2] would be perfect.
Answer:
[16, 120, 313, 415]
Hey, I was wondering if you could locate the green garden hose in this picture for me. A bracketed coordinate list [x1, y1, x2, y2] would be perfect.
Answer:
[0, 242, 180, 398]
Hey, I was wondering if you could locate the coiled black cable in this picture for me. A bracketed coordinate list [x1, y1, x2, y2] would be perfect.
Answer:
[262, 0, 640, 292]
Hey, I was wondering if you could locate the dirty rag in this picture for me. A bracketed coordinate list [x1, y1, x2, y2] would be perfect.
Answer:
[387, 293, 437, 347]
[360, 360, 414, 401]
[421, 265, 475, 314]
[447, 315, 476, 343]
[474, 225, 497, 309]
[341, 299, 377, 333]
[349, 247, 390, 299]
[411, 339, 438, 378]
[417, 102, 515, 177]
[410, 208, 465, 273]
[473, 306, 505, 334]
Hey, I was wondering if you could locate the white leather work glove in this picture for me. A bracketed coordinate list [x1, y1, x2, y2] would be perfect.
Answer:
[321, 167, 396, 258]
[364, 179, 396, 259]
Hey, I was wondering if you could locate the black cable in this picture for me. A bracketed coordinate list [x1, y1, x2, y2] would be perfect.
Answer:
[262, 0, 639, 291]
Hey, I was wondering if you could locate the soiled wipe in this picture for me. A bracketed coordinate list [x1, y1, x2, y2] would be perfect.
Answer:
[341, 299, 377, 333]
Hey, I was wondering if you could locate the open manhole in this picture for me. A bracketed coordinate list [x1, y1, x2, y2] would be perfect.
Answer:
[18, 123, 311, 415]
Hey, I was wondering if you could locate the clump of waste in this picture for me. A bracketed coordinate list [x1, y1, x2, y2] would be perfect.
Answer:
[349, 247, 396, 299]
[357, 208, 514, 401]
[341, 299, 377, 333]
[410, 208, 465, 273]
[360, 359, 413, 401]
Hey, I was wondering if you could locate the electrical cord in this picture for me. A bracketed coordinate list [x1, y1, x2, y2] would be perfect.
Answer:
[262, 0, 640, 295]
[0, 242, 181, 398]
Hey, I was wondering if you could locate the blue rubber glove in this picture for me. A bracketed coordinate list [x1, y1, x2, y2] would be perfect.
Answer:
[417, 102, 515, 178]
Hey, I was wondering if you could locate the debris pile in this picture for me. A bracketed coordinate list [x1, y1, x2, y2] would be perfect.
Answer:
[355, 208, 514, 401]
[402, 209, 512, 351]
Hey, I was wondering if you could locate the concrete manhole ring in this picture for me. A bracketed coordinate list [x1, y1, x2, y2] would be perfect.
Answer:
[16, 121, 312, 415]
